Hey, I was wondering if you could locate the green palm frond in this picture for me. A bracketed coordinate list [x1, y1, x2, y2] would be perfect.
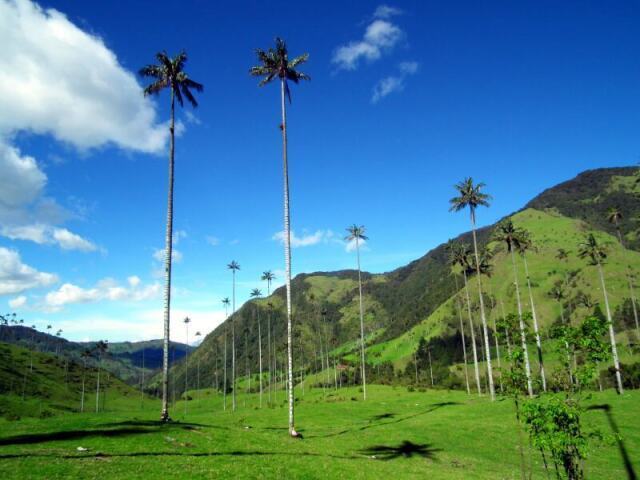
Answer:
[139, 50, 203, 107]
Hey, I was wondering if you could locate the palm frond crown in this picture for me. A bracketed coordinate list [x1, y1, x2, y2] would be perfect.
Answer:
[139, 50, 203, 107]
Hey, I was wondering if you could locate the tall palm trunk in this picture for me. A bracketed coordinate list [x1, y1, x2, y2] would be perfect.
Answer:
[223, 328, 227, 410]
[509, 245, 533, 397]
[267, 305, 272, 405]
[184, 322, 189, 416]
[614, 219, 640, 336]
[596, 263, 624, 394]
[454, 275, 471, 394]
[80, 358, 86, 413]
[463, 271, 482, 395]
[257, 306, 263, 408]
[232, 270, 237, 412]
[160, 89, 176, 422]
[470, 213, 495, 400]
[95, 356, 101, 413]
[355, 236, 367, 400]
[280, 79, 296, 435]
[522, 254, 546, 391]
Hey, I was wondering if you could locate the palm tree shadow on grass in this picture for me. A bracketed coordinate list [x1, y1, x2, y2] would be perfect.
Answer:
[359, 441, 440, 461]
[587, 404, 637, 480]
[307, 401, 460, 439]
[0, 421, 205, 446]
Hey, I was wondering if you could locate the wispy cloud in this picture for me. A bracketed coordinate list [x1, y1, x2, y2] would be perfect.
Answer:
[373, 4, 403, 19]
[206, 236, 220, 246]
[372, 60, 419, 103]
[332, 11, 404, 71]
[0, 247, 58, 295]
[272, 229, 335, 248]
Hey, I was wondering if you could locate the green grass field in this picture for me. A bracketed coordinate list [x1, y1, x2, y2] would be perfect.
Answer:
[0, 385, 637, 479]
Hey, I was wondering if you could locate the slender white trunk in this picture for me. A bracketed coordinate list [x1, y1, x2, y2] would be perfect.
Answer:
[428, 348, 434, 387]
[223, 327, 227, 410]
[522, 254, 546, 391]
[280, 79, 296, 435]
[257, 305, 263, 408]
[184, 323, 189, 416]
[95, 357, 101, 413]
[509, 247, 533, 397]
[470, 214, 494, 400]
[80, 358, 86, 413]
[597, 263, 624, 394]
[355, 236, 367, 400]
[232, 270, 237, 412]
[454, 275, 471, 394]
[160, 89, 176, 422]
[463, 271, 482, 395]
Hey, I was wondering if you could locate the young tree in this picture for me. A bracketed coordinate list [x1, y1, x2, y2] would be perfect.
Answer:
[450, 178, 495, 400]
[140, 51, 203, 422]
[250, 38, 309, 437]
[80, 349, 91, 413]
[227, 261, 240, 411]
[577, 233, 624, 393]
[345, 224, 369, 400]
[493, 220, 534, 397]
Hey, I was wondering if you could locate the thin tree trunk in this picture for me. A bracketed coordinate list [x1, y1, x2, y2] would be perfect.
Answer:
[454, 275, 471, 395]
[522, 254, 546, 391]
[95, 357, 101, 413]
[463, 271, 482, 395]
[428, 348, 434, 387]
[267, 306, 272, 405]
[160, 89, 176, 423]
[280, 79, 296, 435]
[232, 269, 237, 412]
[184, 322, 189, 416]
[257, 305, 263, 408]
[223, 326, 227, 411]
[355, 236, 367, 400]
[509, 246, 534, 397]
[470, 214, 495, 400]
[81, 358, 86, 413]
[597, 263, 624, 394]
[486, 283, 503, 393]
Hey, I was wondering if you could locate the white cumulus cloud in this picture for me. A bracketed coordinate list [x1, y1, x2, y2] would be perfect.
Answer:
[0, 247, 58, 295]
[332, 19, 403, 71]
[9, 295, 27, 309]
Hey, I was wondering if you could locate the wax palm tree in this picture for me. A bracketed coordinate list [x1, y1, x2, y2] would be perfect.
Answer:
[222, 297, 230, 410]
[345, 224, 369, 400]
[251, 288, 264, 407]
[80, 349, 91, 412]
[261, 270, 275, 403]
[607, 207, 640, 335]
[227, 261, 240, 411]
[140, 51, 203, 422]
[449, 263, 470, 395]
[183, 316, 191, 416]
[447, 241, 481, 395]
[548, 282, 574, 384]
[517, 230, 547, 391]
[251, 38, 309, 437]
[578, 233, 624, 393]
[493, 220, 533, 397]
[194, 331, 201, 400]
[94, 340, 108, 413]
[449, 178, 495, 400]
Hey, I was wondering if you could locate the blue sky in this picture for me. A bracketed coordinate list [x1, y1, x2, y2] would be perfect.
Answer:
[0, 0, 638, 343]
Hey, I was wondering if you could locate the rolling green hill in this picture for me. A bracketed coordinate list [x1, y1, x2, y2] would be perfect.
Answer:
[0, 342, 150, 419]
[162, 167, 640, 396]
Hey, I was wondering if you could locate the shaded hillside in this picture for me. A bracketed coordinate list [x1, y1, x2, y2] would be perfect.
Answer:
[164, 166, 640, 395]
[0, 326, 191, 385]
[0, 342, 147, 419]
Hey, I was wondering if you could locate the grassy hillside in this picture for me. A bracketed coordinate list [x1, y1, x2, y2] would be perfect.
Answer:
[0, 326, 191, 385]
[0, 386, 637, 479]
[0, 342, 151, 419]
[164, 167, 640, 396]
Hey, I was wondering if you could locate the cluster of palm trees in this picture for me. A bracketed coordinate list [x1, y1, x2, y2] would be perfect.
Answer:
[447, 178, 630, 398]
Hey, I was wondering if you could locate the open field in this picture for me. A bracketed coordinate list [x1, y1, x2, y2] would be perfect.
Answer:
[0, 385, 637, 479]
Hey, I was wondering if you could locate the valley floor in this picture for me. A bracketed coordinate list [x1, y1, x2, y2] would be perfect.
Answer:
[0, 386, 637, 479]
